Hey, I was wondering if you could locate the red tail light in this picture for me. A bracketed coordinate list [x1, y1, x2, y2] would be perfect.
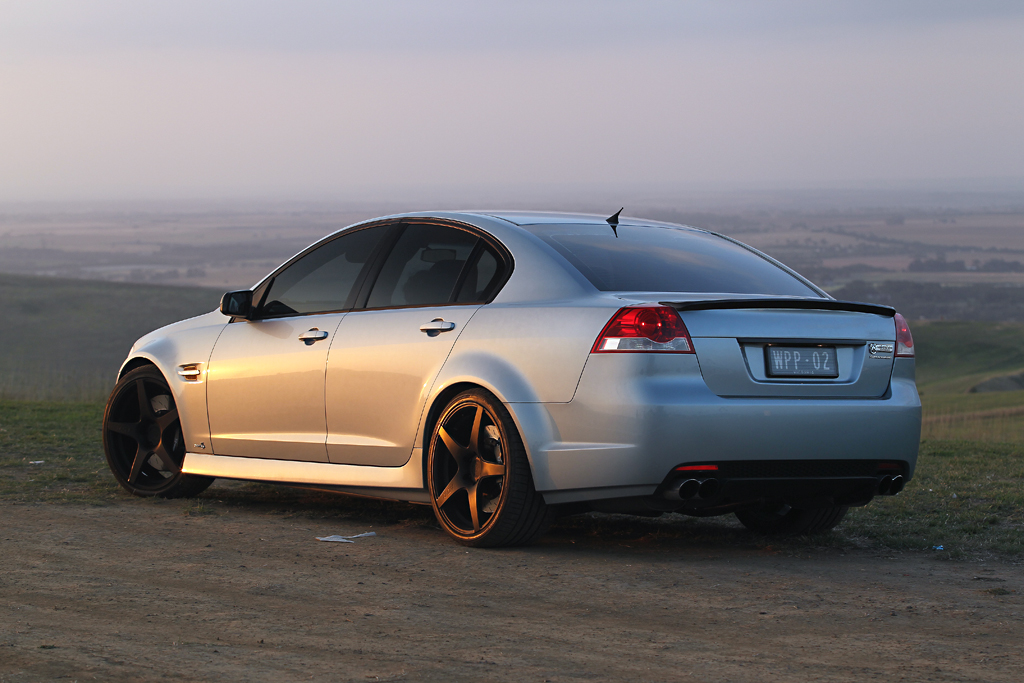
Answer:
[894, 312, 914, 357]
[592, 305, 694, 354]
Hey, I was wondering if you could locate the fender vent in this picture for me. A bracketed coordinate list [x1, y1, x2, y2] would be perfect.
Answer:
[177, 364, 202, 382]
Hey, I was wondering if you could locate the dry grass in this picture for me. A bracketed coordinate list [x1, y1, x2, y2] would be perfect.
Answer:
[921, 390, 1024, 443]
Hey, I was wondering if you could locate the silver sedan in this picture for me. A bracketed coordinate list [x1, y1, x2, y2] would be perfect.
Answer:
[102, 211, 921, 546]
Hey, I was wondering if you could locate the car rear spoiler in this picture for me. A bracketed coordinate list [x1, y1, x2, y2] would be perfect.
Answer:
[661, 298, 896, 317]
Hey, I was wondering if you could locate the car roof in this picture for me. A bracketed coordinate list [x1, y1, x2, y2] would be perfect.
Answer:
[471, 211, 695, 230]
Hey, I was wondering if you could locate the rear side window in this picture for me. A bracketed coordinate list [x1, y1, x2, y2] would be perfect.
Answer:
[260, 225, 386, 317]
[530, 225, 818, 296]
[455, 245, 503, 303]
[366, 224, 479, 308]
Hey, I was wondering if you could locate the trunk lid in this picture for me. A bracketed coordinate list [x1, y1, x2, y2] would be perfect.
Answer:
[665, 299, 897, 399]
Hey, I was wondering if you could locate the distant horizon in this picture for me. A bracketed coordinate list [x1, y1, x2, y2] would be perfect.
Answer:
[2, 182, 1024, 214]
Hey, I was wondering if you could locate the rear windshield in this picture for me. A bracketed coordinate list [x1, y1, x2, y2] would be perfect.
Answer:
[526, 224, 819, 296]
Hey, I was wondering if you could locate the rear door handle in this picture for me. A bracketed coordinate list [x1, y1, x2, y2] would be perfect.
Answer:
[420, 319, 456, 336]
[298, 328, 329, 345]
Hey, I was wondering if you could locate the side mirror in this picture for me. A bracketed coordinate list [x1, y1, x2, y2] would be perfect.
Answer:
[220, 290, 253, 318]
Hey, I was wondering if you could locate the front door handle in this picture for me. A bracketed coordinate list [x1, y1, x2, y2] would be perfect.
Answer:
[419, 319, 456, 336]
[298, 328, 329, 345]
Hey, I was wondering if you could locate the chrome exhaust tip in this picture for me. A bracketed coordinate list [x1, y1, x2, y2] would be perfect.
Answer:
[680, 479, 701, 500]
[663, 478, 701, 501]
[878, 476, 893, 495]
[889, 475, 904, 495]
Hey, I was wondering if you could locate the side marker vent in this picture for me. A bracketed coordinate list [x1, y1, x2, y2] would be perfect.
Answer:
[177, 364, 202, 382]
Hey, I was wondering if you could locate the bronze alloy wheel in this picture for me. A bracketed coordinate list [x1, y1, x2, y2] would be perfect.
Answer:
[102, 366, 213, 498]
[427, 389, 553, 547]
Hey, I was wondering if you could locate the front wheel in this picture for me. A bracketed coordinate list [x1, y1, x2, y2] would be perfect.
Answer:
[427, 389, 553, 547]
[103, 366, 214, 498]
[735, 503, 848, 536]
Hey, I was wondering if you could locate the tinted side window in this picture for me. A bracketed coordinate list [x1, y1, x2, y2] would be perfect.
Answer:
[455, 245, 503, 303]
[366, 224, 479, 308]
[261, 226, 386, 317]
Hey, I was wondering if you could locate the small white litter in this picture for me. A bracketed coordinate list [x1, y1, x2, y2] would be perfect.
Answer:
[316, 532, 377, 543]
[29, 461, 44, 465]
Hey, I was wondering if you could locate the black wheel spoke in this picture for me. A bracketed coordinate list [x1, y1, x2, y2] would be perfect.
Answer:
[153, 445, 181, 475]
[155, 407, 179, 432]
[128, 448, 149, 484]
[106, 421, 138, 439]
[137, 380, 154, 419]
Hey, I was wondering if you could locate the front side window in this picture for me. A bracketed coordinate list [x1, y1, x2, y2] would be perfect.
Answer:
[366, 224, 480, 308]
[260, 225, 387, 317]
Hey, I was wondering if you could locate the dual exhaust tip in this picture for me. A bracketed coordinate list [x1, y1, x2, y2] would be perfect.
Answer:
[664, 478, 721, 501]
[878, 475, 904, 496]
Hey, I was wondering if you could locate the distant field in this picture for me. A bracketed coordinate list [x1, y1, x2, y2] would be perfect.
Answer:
[0, 273, 221, 400]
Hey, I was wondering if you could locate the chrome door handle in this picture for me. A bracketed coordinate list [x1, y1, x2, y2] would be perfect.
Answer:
[419, 319, 456, 336]
[298, 328, 329, 345]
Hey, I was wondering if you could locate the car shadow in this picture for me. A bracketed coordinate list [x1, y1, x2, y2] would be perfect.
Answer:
[193, 479, 849, 557]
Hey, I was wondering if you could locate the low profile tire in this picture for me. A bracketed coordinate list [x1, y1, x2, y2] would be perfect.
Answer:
[427, 389, 554, 547]
[102, 366, 213, 499]
[735, 503, 848, 536]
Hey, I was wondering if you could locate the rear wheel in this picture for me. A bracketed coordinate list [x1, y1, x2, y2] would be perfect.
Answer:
[735, 503, 848, 536]
[103, 366, 213, 498]
[427, 389, 553, 547]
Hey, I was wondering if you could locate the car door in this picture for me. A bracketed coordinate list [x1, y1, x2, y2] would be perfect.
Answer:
[206, 224, 389, 461]
[325, 222, 509, 466]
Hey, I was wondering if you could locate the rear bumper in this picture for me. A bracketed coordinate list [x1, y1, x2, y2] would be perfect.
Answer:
[525, 354, 921, 503]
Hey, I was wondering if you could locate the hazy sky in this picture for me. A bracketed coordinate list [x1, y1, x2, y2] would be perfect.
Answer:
[1, 1, 1023, 202]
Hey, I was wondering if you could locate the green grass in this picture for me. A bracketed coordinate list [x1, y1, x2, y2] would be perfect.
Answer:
[0, 273, 221, 401]
[0, 400, 119, 503]
[2, 399, 1021, 558]
[840, 440, 1024, 557]
[913, 321, 1024, 393]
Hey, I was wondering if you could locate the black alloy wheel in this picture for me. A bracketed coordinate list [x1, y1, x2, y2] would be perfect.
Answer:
[427, 389, 553, 547]
[735, 502, 848, 536]
[102, 366, 213, 498]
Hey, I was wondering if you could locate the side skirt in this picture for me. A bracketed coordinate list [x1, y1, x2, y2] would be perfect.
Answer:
[182, 451, 426, 501]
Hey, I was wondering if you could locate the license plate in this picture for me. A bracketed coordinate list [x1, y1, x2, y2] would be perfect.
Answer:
[764, 345, 838, 378]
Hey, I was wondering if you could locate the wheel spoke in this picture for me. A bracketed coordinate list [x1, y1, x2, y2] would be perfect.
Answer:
[136, 380, 154, 419]
[128, 447, 149, 484]
[155, 407, 179, 432]
[467, 482, 481, 532]
[153, 445, 181, 474]
[106, 421, 138, 439]
[468, 405, 483, 453]
[438, 425, 469, 462]
[478, 460, 505, 478]
[435, 474, 464, 507]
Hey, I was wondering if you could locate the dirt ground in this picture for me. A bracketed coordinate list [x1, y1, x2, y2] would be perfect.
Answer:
[2, 493, 1022, 683]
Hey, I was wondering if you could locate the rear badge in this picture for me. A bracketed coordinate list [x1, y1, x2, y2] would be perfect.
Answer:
[869, 342, 894, 358]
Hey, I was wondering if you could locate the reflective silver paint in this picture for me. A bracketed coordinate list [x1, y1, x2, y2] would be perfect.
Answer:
[117, 211, 922, 507]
